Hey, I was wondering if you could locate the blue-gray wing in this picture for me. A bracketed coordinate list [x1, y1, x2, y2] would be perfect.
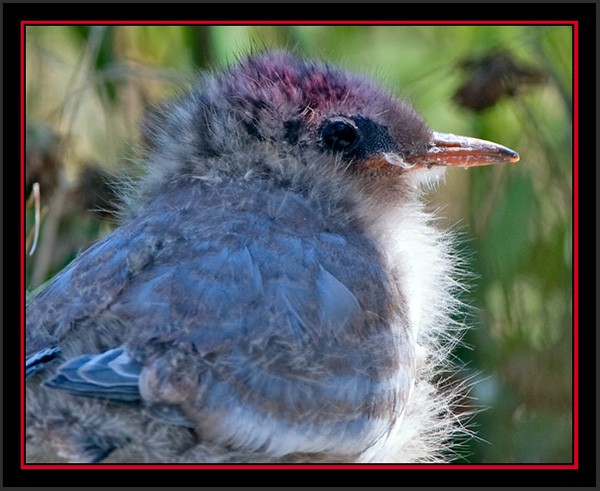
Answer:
[26, 181, 407, 445]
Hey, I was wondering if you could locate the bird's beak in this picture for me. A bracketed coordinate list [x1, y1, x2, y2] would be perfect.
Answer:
[400, 131, 519, 169]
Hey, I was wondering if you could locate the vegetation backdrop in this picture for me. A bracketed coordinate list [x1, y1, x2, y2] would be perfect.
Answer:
[24, 24, 573, 464]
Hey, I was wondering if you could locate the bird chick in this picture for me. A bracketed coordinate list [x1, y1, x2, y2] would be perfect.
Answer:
[25, 51, 518, 464]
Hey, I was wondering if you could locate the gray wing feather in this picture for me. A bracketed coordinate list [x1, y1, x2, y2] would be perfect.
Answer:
[25, 346, 61, 378]
[43, 348, 142, 403]
[27, 181, 403, 439]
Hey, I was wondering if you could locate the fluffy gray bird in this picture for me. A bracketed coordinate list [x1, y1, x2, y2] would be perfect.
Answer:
[25, 51, 518, 464]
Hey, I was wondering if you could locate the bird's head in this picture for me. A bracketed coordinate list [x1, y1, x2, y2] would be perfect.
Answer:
[134, 51, 518, 220]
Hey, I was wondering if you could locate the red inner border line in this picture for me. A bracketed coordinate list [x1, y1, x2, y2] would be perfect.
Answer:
[21, 20, 578, 471]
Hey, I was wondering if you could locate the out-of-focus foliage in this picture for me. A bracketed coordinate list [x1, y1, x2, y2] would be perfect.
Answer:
[24, 25, 573, 464]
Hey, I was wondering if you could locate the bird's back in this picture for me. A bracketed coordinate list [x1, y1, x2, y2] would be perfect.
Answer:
[26, 177, 414, 463]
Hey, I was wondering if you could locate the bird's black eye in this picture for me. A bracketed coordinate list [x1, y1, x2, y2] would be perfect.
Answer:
[321, 120, 359, 153]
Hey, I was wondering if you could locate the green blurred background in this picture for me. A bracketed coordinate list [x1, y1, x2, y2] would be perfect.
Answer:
[24, 24, 573, 464]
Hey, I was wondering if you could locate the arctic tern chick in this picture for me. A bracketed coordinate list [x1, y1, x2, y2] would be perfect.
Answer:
[25, 51, 518, 464]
